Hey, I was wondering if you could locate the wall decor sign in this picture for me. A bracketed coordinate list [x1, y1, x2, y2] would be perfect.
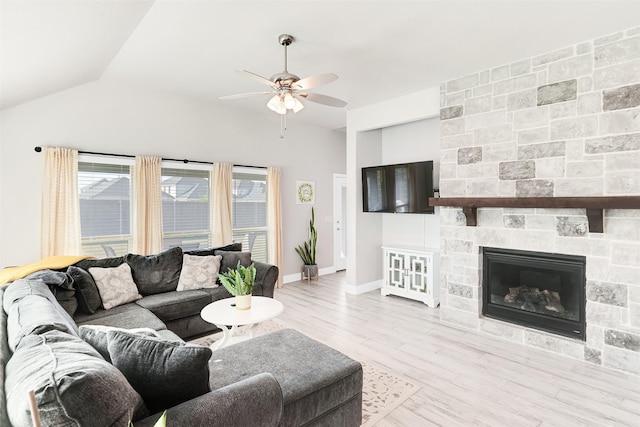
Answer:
[296, 181, 315, 204]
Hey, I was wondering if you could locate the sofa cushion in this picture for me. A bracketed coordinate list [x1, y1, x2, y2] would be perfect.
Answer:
[177, 254, 222, 291]
[216, 250, 252, 274]
[90, 263, 142, 309]
[208, 328, 363, 427]
[135, 290, 212, 322]
[5, 331, 148, 426]
[75, 303, 166, 331]
[27, 269, 78, 317]
[185, 242, 242, 257]
[79, 324, 163, 362]
[3, 278, 55, 313]
[107, 330, 212, 413]
[125, 247, 183, 295]
[74, 255, 125, 270]
[67, 265, 102, 314]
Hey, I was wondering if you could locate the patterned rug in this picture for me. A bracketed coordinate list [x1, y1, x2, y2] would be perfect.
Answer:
[190, 320, 421, 426]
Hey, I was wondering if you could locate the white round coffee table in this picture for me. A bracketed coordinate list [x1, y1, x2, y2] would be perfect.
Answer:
[200, 296, 284, 350]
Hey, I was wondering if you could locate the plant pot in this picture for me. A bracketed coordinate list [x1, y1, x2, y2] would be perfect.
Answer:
[302, 264, 318, 279]
[235, 295, 252, 310]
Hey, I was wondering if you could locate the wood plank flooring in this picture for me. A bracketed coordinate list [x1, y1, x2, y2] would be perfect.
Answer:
[274, 272, 640, 427]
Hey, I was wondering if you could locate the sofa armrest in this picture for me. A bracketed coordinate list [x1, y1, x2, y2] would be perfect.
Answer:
[134, 372, 283, 427]
[252, 261, 278, 298]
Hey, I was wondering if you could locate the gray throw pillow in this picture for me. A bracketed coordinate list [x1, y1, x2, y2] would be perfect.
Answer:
[67, 265, 102, 314]
[125, 247, 183, 295]
[215, 250, 252, 274]
[5, 331, 148, 426]
[79, 325, 162, 362]
[107, 330, 212, 413]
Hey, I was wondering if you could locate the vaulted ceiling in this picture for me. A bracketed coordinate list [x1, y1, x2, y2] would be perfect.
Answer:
[2, 1, 639, 130]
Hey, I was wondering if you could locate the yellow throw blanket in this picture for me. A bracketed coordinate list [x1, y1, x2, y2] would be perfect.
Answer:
[0, 255, 92, 286]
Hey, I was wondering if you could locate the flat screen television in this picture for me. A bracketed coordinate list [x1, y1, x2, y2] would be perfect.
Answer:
[362, 161, 434, 214]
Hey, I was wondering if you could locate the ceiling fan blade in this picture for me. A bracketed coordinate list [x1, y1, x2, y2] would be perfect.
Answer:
[238, 70, 276, 87]
[219, 91, 273, 100]
[294, 73, 338, 90]
[298, 92, 347, 108]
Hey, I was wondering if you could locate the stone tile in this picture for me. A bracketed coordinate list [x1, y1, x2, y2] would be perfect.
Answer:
[491, 64, 510, 82]
[608, 265, 640, 286]
[578, 76, 593, 93]
[605, 151, 640, 171]
[586, 324, 605, 350]
[513, 106, 550, 130]
[474, 123, 514, 145]
[537, 80, 578, 106]
[604, 217, 640, 241]
[499, 160, 535, 180]
[483, 142, 516, 162]
[457, 163, 497, 179]
[466, 111, 507, 130]
[473, 84, 493, 97]
[555, 178, 603, 196]
[584, 133, 640, 153]
[548, 55, 593, 83]
[467, 179, 498, 196]
[525, 215, 555, 230]
[475, 227, 511, 247]
[593, 59, 640, 90]
[577, 92, 602, 115]
[534, 158, 565, 178]
[565, 140, 584, 161]
[594, 32, 625, 46]
[600, 108, 640, 134]
[586, 281, 628, 307]
[517, 127, 549, 145]
[603, 83, 640, 111]
[576, 41, 593, 55]
[587, 256, 612, 283]
[556, 216, 588, 237]
[447, 294, 478, 312]
[479, 319, 524, 342]
[447, 73, 480, 92]
[611, 241, 640, 266]
[493, 74, 537, 96]
[508, 89, 537, 111]
[604, 329, 640, 351]
[479, 70, 490, 85]
[594, 36, 640, 68]
[523, 330, 584, 359]
[441, 133, 474, 149]
[447, 92, 466, 106]
[492, 95, 507, 110]
[586, 301, 622, 328]
[465, 94, 492, 116]
[602, 346, 640, 375]
[566, 160, 603, 178]
[550, 101, 577, 119]
[584, 347, 602, 365]
[448, 282, 474, 298]
[439, 163, 457, 179]
[503, 214, 525, 229]
[550, 116, 598, 140]
[439, 307, 480, 330]
[511, 59, 531, 77]
[555, 236, 609, 257]
[532, 47, 574, 66]
[441, 148, 458, 163]
[630, 303, 640, 328]
[457, 147, 482, 165]
[498, 180, 516, 197]
[605, 171, 640, 194]
[441, 105, 464, 120]
[444, 238, 475, 254]
[441, 117, 466, 136]
[518, 141, 566, 159]
[537, 69, 548, 86]
[515, 179, 554, 196]
[439, 179, 467, 197]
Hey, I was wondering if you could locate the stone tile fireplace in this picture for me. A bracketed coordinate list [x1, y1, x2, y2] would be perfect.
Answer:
[436, 26, 640, 375]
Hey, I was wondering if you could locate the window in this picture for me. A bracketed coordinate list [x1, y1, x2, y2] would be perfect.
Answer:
[232, 167, 268, 262]
[161, 166, 211, 251]
[78, 158, 133, 257]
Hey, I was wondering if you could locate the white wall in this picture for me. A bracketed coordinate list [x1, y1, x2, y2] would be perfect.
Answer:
[0, 79, 345, 274]
[381, 118, 441, 249]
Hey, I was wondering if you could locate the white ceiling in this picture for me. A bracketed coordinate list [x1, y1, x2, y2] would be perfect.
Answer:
[2, 1, 639, 130]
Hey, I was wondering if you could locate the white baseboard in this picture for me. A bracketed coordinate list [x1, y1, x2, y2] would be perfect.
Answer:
[343, 279, 382, 295]
[282, 266, 337, 284]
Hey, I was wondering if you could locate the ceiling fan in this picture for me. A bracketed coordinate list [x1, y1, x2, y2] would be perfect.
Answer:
[219, 34, 347, 136]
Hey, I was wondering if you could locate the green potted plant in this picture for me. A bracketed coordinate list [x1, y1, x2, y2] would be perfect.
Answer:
[218, 262, 256, 310]
[295, 207, 318, 280]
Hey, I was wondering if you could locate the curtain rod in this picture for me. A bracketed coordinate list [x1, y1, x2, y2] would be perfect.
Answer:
[33, 146, 265, 169]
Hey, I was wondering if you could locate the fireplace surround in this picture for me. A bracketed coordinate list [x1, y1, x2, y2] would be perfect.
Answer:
[482, 247, 586, 340]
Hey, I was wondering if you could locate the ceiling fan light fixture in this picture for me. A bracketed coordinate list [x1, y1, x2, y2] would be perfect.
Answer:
[267, 95, 286, 115]
[283, 92, 296, 109]
[292, 97, 304, 113]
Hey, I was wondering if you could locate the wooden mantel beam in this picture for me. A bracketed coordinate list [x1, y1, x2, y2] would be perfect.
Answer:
[428, 196, 640, 233]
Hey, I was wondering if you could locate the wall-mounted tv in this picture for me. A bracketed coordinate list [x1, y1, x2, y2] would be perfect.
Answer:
[362, 160, 434, 214]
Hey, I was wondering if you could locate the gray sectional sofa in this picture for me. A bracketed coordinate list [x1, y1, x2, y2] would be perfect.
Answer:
[0, 245, 363, 426]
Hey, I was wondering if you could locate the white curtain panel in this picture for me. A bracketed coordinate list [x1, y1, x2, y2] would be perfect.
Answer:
[210, 162, 233, 246]
[267, 167, 283, 288]
[133, 156, 163, 255]
[40, 147, 81, 257]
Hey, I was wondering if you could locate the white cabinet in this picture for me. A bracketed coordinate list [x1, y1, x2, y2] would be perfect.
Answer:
[381, 246, 439, 307]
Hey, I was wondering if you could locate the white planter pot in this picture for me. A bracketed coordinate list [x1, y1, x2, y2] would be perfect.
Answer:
[235, 295, 252, 310]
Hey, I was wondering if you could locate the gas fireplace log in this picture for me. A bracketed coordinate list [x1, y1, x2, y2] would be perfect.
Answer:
[503, 286, 565, 314]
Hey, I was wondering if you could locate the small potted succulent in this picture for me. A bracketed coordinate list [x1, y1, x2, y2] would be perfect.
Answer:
[218, 262, 256, 310]
[295, 207, 318, 280]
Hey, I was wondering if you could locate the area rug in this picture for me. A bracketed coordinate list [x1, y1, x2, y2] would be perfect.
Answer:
[190, 320, 421, 426]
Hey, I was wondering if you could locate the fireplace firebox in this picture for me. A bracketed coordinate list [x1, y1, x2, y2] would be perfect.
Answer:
[482, 247, 586, 340]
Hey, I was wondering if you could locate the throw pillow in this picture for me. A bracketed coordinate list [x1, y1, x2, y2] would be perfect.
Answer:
[176, 254, 222, 291]
[107, 330, 212, 413]
[185, 242, 242, 257]
[89, 263, 142, 310]
[215, 250, 252, 274]
[124, 247, 183, 295]
[26, 270, 78, 316]
[67, 265, 102, 314]
[5, 331, 148, 426]
[79, 325, 162, 362]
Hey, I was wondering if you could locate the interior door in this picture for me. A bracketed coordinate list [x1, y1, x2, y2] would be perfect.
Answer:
[333, 174, 347, 271]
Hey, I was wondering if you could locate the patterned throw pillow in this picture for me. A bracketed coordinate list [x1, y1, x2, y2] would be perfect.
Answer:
[89, 263, 142, 310]
[176, 254, 222, 291]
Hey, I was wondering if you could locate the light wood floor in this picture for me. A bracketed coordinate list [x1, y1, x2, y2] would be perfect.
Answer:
[274, 272, 640, 427]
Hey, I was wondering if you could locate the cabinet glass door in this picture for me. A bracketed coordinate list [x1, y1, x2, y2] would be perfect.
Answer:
[407, 254, 431, 293]
[388, 252, 405, 289]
